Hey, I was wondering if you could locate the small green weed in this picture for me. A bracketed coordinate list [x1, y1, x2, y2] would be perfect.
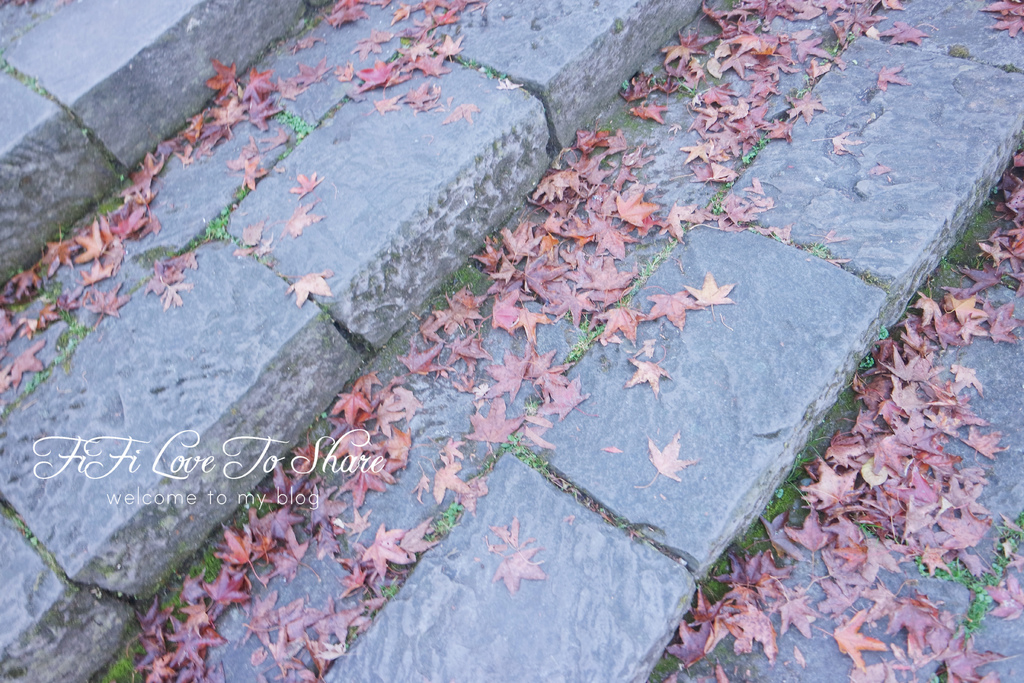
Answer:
[741, 134, 769, 165]
[274, 110, 315, 140]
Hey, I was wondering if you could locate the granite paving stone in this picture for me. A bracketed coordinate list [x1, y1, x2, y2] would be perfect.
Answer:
[329, 454, 695, 683]
[0, 0, 65, 51]
[227, 64, 550, 348]
[875, 0, 1024, 71]
[454, 0, 703, 148]
[4, 0, 307, 167]
[0, 73, 117, 276]
[0, 242, 360, 596]
[0, 515, 130, 683]
[543, 229, 886, 575]
[736, 38, 1024, 317]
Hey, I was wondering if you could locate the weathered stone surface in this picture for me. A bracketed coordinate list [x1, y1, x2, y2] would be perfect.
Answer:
[0, 243, 360, 596]
[737, 39, 1024, 318]
[0, 74, 116, 276]
[227, 65, 550, 348]
[0, 0, 64, 51]
[455, 0, 702, 148]
[0, 516, 130, 683]
[331, 454, 694, 683]
[5, 0, 306, 167]
[876, 0, 1024, 71]
[543, 229, 885, 574]
[675, 555, 970, 682]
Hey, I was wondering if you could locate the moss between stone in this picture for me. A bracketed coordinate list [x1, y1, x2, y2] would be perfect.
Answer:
[917, 198, 997, 301]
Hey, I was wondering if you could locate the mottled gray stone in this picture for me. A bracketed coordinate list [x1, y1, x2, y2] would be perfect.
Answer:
[227, 65, 550, 348]
[677, 554, 970, 682]
[331, 455, 694, 683]
[0, 516, 130, 683]
[0, 74, 116, 276]
[455, 0, 702, 148]
[0, 243, 360, 596]
[543, 229, 886, 574]
[737, 39, 1024, 318]
[0, 0, 64, 51]
[5, 0, 306, 167]
[876, 0, 1024, 71]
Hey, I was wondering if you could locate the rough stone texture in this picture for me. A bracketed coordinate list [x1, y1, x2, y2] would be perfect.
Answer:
[0, 74, 116, 276]
[877, 0, 1024, 71]
[0, 516, 130, 683]
[0, 243, 360, 596]
[4, 0, 307, 167]
[543, 229, 886, 575]
[737, 39, 1024, 320]
[676, 554, 970, 682]
[0, 0, 64, 51]
[454, 0, 702, 148]
[227, 65, 550, 348]
[331, 455, 694, 683]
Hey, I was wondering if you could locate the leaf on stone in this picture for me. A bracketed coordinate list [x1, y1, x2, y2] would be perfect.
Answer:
[361, 524, 412, 578]
[443, 103, 480, 125]
[833, 610, 888, 671]
[787, 92, 826, 124]
[398, 518, 437, 555]
[877, 65, 911, 91]
[630, 102, 669, 124]
[960, 426, 1007, 459]
[880, 21, 929, 46]
[624, 358, 672, 397]
[289, 173, 323, 199]
[468, 398, 524, 443]
[286, 270, 333, 307]
[684, 272, 736, 307]
[8, 340, 45, 390]
[832, 131, 865, 156]
[640, 432, 698, 486]
[647, 290, 701, 330]
[283, 201, 325, 238]
[433, 457, 471, 505]
[616, 191, 659, 228]
[374, 95, 402, 115]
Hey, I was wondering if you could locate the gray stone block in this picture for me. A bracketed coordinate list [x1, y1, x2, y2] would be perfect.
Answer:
[0, 74, 116, 276]
[227, 65, 550, 348]
[455, 0, 703, 148]
[0, 243, 361, 596]
[0, 0, 64, 51]
[0, 516, 130, 683]
[737, 39, 1024, 319]
[543, 229, 886, 575]
[331, 455, 694, 683]
[877, 0, 1024, 71]
[5, 0, 306, 168]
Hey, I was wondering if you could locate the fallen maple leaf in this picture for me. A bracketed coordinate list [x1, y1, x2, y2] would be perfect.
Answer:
[630, 102, 669, 124]
[616, 191, 659, 228]
[286, 270, 333, 307]
[283, 201, 325, 238]
[877, 65, 911, 91]
[684, 272, 736, 307]
[624, 358, 672, 397]
[833, 610, 888, 671]
[831, 131, 865, 156]
[443, 103, 481, 125]
[289, 173, 323, 199]
[639, 432, 698, 487]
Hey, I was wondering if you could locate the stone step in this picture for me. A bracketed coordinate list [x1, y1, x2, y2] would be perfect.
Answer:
[0, 0, 311, 275]
[452, 0, 704, 148]
[0, 515, 130, 683]
[735, 38, 1024, 319]
[329, 454, 694, 683]
[226, 63, 550, 348]
[541, 229, 886, 575]
[0, 242, 358, 597]
[0, 73, 116, 277]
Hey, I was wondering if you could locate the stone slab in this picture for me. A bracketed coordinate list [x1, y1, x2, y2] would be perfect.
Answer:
[0, 515, 130, 683]
[0, 73, 116, 276]
[227, 64, 550, 348]
[543, 229, 886, 575]
[331, 454, 694, 683]
[876, 0, 1024, 71]
[0, 0, 64, 51]
[454, 0, 702, 148]
[737, 39, 1024, 318]
[0, 242, 360, 596]
[5, 0, 306, 167]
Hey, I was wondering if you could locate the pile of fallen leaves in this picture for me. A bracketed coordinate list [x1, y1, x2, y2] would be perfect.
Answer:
[662, 159, 1023, 682]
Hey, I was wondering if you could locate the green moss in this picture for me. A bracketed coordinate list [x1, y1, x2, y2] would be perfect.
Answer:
[274, 110, 315, 140]
[425, 262, 490, 310]
[918, 200, 996, 301]
[948, 44, 971, 59]
[97, 643, 145, 683]
[648, 653, 682, 682]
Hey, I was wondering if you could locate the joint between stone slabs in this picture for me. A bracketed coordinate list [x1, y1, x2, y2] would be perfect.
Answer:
[500, 435, 695, 570]
[0, 497, 71, 586]
[0, 56, 128, 180]
[315, 302, 376, 360]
